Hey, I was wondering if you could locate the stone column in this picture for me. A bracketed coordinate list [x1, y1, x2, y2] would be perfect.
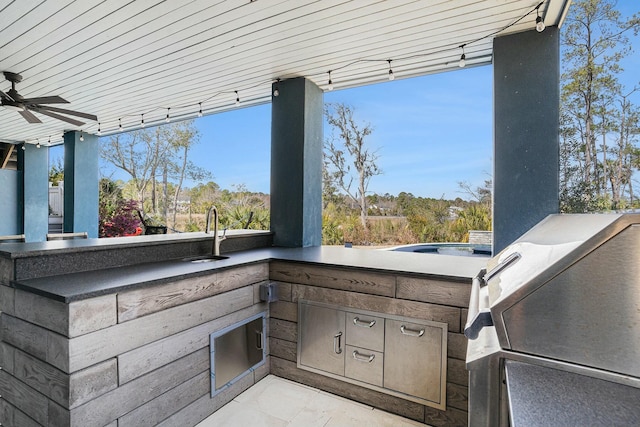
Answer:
[493, 27, 560, 252]
[270, 77, 323, 247]
[63, 131, 99, 238]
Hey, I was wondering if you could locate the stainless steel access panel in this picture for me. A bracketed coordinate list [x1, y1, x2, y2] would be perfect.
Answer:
[210, 312, 266, 396]
[298, 299, 448, 409]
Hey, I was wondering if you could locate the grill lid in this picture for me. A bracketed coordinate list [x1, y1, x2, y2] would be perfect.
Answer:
[485, 214, 624, 307]
[484, 213, 640, 377]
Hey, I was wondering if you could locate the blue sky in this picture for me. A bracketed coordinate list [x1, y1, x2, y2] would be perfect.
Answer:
[186, 65, 493, 200]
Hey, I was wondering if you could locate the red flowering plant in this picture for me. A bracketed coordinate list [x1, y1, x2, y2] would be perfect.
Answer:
[98, 179, 143, 237]
[100, 199, 143, 237]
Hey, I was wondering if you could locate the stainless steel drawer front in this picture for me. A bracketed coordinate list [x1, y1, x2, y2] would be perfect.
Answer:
[345, 345, 383, 387]
[346, 312, 385, 352]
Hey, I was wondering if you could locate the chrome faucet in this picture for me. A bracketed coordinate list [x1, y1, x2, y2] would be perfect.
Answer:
[205, 206, 226, 256]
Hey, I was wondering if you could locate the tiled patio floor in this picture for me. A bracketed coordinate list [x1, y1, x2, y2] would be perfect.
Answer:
[196, 375, 430, 427]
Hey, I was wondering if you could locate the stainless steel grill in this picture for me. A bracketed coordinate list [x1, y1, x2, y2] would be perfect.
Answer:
[465, 213, 640, 427]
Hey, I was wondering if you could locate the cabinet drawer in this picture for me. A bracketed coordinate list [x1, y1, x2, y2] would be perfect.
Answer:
[345, 345, 383, 387]
[383, 318, 445, 404]
[345, 312, 384, 352]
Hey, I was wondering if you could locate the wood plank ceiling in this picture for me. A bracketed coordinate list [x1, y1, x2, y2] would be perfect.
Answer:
[0, 0, 570, 146]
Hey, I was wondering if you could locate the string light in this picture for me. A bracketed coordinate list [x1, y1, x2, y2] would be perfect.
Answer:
[21, 144, 26, 151]
[535, 3, 546, 32]
[80, 130, 84, 141]
[273, 79, 280, 97]
[54, 1, 543, 139]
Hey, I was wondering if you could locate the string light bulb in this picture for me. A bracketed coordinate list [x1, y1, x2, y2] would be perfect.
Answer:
[119, 118, 123, 132]
[198, 103, 203, 117]
[235, 91, 240, 105]
[535, 3, 545, 32]
[22, 144, 26, 151]
[387, 60, 395, 81]
[328, 71, 334, 91]
[97, 123, 101, 136]
[459, 45, 466, 68]
[141, 114, 145, 127]
[273, 79, 280, 97]
[80, 130, 84, 142]
[165, 108, 171, 123]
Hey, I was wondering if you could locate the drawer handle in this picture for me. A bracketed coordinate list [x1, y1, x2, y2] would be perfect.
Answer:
[353, 317, 376, 328]
[352, 350, 375, 363]
[400, 325, 425, 337]
[333, 332, 343, 354]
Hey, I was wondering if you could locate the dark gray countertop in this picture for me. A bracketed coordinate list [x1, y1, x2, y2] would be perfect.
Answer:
[11, 246, 487, 303]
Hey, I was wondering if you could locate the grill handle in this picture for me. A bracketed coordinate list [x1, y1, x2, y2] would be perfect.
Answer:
[485, 252, 521, 283]
[464, 273, 493, 340]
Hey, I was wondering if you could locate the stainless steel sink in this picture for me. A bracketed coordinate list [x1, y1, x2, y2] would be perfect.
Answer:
[181, 255, 230, 263]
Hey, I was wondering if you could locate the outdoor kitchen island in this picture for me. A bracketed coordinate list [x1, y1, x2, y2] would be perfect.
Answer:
[0, 234, 485, 427]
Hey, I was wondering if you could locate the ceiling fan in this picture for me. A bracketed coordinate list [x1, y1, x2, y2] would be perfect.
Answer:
[0, 71, 97, 126]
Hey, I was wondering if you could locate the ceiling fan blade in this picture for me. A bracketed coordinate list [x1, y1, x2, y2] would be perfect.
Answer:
[21, 95, 69, 104]
[30, 107, 85, 126]
[0, 89, 15, 102]
[35, 105, 97, 121]
[19, 109, 42, 123]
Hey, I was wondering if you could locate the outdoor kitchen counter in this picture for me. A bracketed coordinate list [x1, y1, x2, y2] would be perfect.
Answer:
[0, 240, 482, 427]
[8, 245, 487, 302]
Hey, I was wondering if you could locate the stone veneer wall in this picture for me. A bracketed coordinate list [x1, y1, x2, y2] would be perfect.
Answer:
[468, 231, 493, 246]
[268, 261, 470, 427]
[0, 263, 270, 427]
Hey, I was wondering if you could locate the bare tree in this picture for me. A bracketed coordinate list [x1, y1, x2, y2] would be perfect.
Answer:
[101, 121, 210, 225]
[457, 179, 493, 208]
[101, 131, 158, 208]
[324, 103, 382, 227]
